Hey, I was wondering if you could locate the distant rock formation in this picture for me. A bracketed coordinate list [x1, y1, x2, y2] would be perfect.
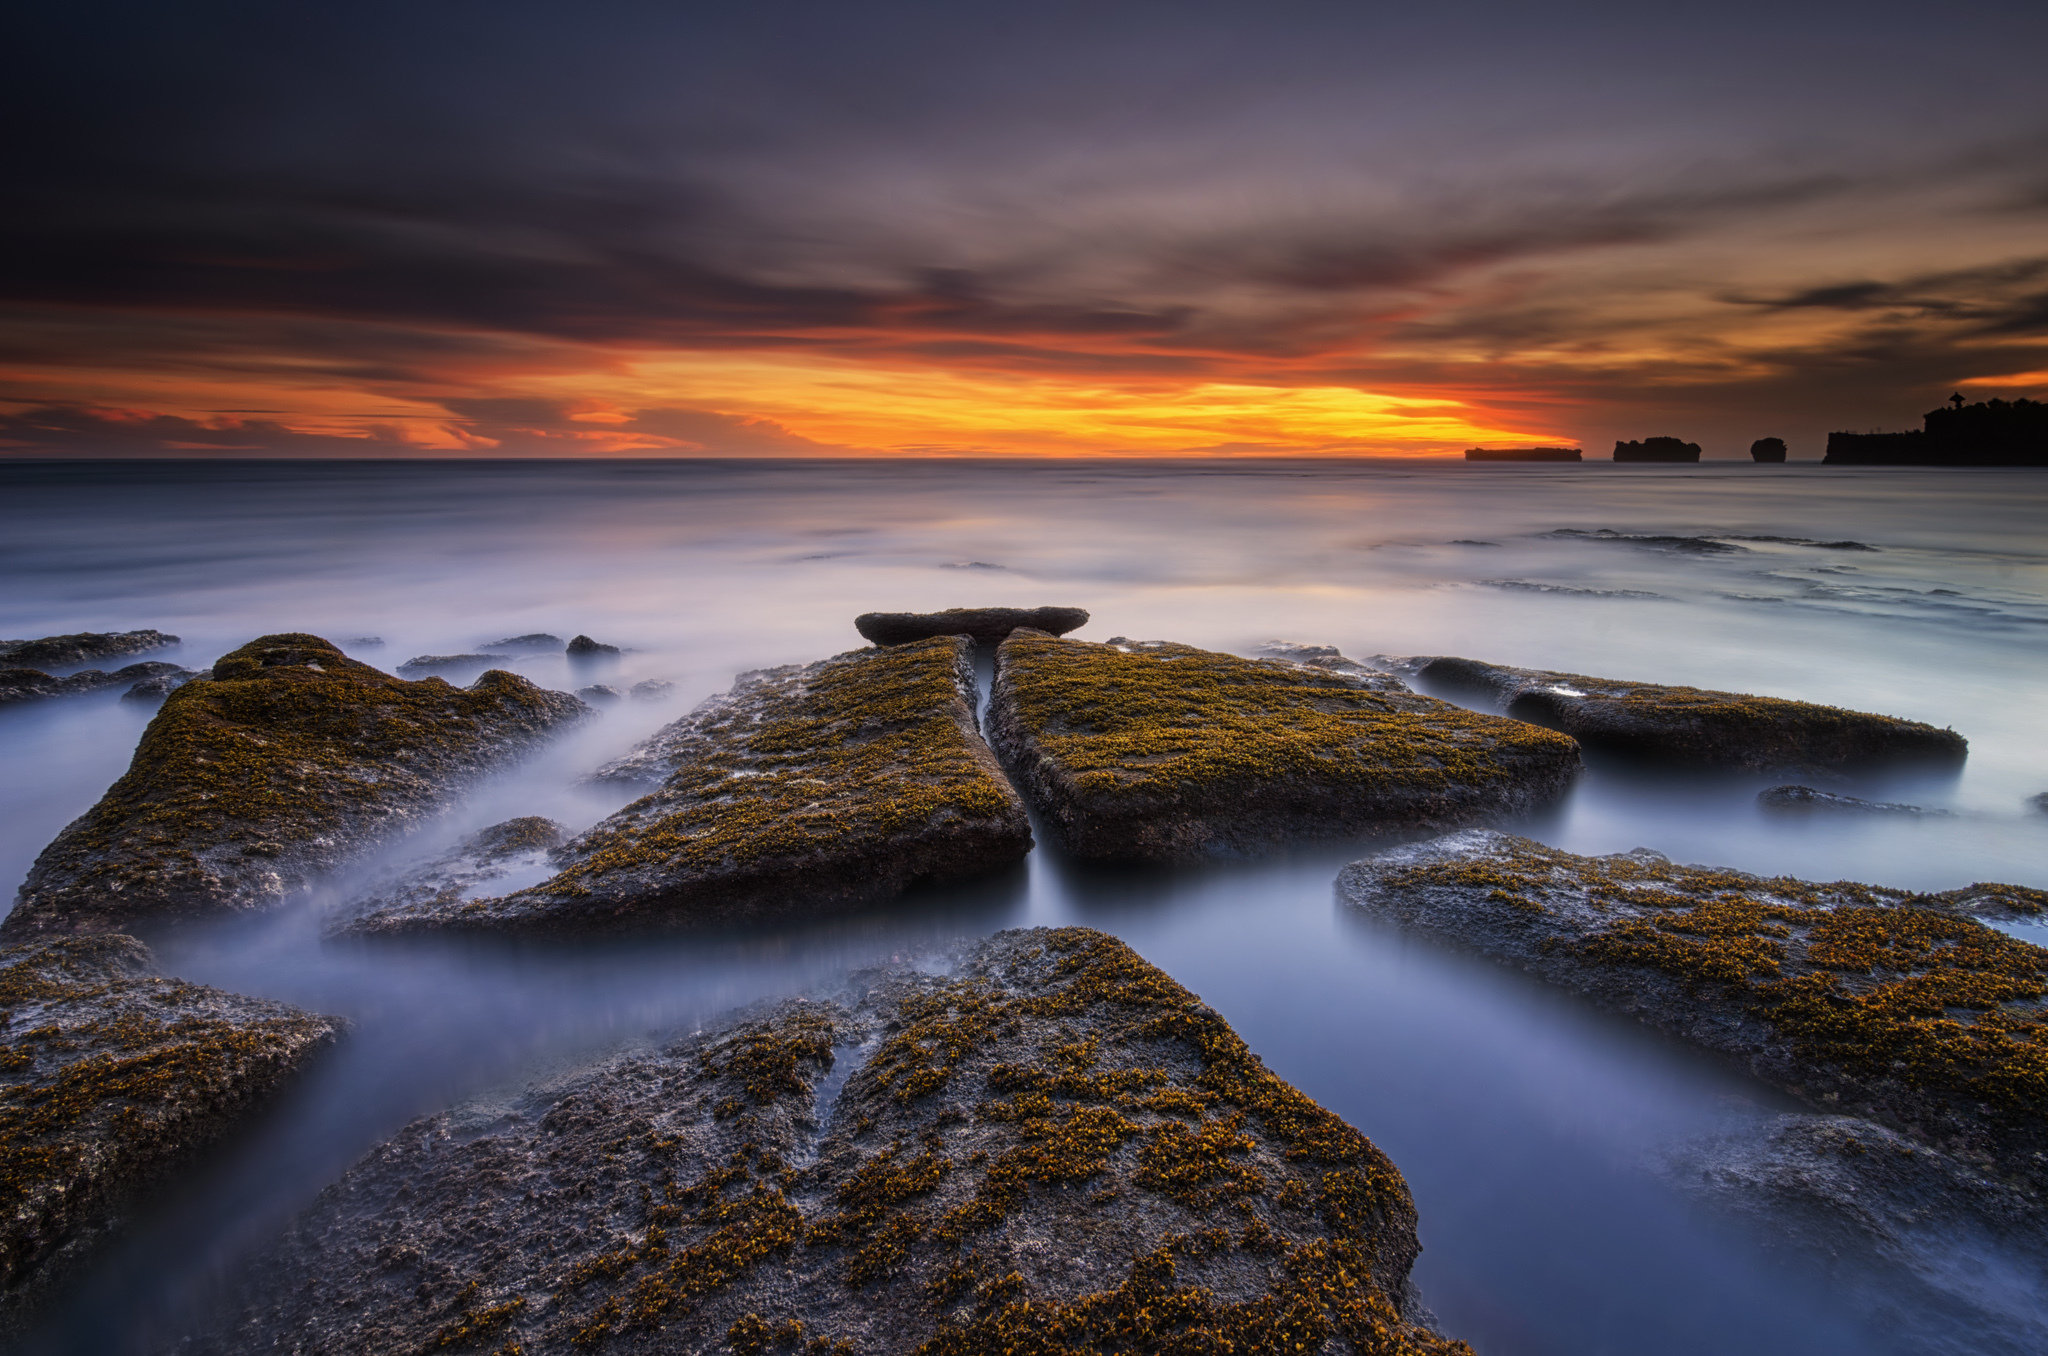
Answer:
[1750, 437, 1787, 463]
[0, 662, 194, 705]
[479, 633, 563, 653]
[1464, 447, 1582, 462]
[1613, 437, 1701, 463]
[0, 630, 178, 669]
[566, 634, 621, 656]
[1826, 397, 2048, 466]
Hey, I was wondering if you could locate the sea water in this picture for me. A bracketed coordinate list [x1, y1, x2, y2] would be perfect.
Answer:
[2, 458, 2044, 1355]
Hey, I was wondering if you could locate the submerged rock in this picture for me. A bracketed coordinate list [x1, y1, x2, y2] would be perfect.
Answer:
[482, 633, 565, 654]
[629, 678, 675, 703]
[186, 928, 1464, 1356]
[0, 630, 178, 669]
[567, 634, 622, 657]
[578, 684, 624, 704]
[342, 637, 1030, 935]
[1, 634, 588, 938]
[986, 633, 1580, 864]
[1654, 1113, 2048, 1355]
[1386, 655, 1967, 772]
[1338, 830, 2048, 1194]
[333, 818, 567, 932]
[1758, 785, 1950, 816]
[0, 934, 341, 1335]
[396, 652, 500, 678]
[0, 662, 195, 705]
[121, 667, 207, 703]
[856, 606, 1089, 647]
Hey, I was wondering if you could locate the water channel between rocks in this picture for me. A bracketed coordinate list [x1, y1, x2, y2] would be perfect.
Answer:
[3, 458, 2045, 1355]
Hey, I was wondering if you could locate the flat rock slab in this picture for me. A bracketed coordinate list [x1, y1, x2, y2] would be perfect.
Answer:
[186, 927, 1463, 1356]
[0, 662, 195, 705]
[1, 634, 588, 938]
[1386, 655, 1967, 771]
[856, 606, 1088, 647]
[986, 634, 1581, 863]
[1338, 830, 2048, 1196]
[330, 818, 568, 933]
[344, 637, 1030, 935]
[0, 631, 178, 670]
[0, 934, 342, 1335]
[1758, 784, 1949, 816]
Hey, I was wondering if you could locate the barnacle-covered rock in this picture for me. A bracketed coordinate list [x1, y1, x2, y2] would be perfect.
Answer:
[986, 634, 1580, 864]
[0, 662, 195, 705]
[1339, 831, 2048, 1194]
[1, 634, 589, 938]
[1385, 655, 1967, 772]
[856, 606, 1089, 647]
[185, 928, 1465, 1356]
[0, 630, 179, 669]
[344, 637, 1030, 935]
[0, 935, 341, 1335]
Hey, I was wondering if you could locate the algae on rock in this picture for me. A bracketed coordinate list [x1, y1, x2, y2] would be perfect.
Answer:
[2, 634, 588, 938]
[1339, 831, 2048, 1195]
[0, 934, 342, 1335]
[986, 633, 1580, 863]
[343, 636, 1031, 935]
[185, 928, 1466, 1356]
[1387, 655, 1966, 772]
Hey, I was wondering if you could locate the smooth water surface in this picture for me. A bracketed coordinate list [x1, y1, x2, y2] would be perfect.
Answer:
[3, 459, 2045, 1355]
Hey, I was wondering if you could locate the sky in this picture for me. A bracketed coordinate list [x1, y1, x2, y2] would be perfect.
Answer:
[4, 0, 2047, 459]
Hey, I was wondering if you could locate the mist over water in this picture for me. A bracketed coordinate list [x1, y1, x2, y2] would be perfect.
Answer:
[4, 458, 2045, 1355]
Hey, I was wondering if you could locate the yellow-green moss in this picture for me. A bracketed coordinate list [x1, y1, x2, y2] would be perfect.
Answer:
[1000, 636, 1576, 800]
[543, 639, 1016, 889]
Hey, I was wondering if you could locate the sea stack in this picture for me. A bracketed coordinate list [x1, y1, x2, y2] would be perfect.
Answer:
[1750, 437, 1787, 462]
[1613, 437, 1701, 463]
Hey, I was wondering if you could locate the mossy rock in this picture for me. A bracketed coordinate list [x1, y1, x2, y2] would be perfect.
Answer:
[856, 607, 1089, 647]
[1388, 655, 1967, 772]
[1, 634, 589, 938]
[0, 934, 342, 1336]
[343, 637, 1031, 936]
[986, 634, 1581, 863]
[1339, 830, 2048, 1195]
[187, 928, 1466, 1355]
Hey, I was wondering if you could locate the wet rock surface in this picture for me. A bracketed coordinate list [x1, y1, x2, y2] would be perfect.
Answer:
[343, 637, 1030, 936]
[332, 818, 568, 934]
[120, 667, 206, 703]
[987, 634, 1580, 864]
[0, 631, 179, 670]
[181, 928, 1465, 1356]
[1385, 654, 1967, 772]
[0, 662, 195, 705]
[855, 607, 1089, 647]
[0, 935, 342, 1336]
[1338, 830, 2048, 1196]
[1654, 1113, 2048, 1356]
[2, 634, 588, 938]
[1758, 785, 1949, 816]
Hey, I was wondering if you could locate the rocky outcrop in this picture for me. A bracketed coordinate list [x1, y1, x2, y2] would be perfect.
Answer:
[121, 668, 206, 703]
[578, 684, 624, 704]
[856, 607, 1089, 647]
[0, 934, 341, 1335]
[1758, 785, 1948, 816]
[331, 818, 568, 935]
[1750, 437, 1788, 463]
[183, 928, 1466, 1356]
[1653, 1113, 2048, 1355]
[985, 634, 1580, 864]
[396, 653, 500, 678]
[482, 634, 564, 654]
[1385, 655, 1967, 772]
[342, 637, 1030, 936]
[1338, 831, 2048, 1195]
[0, 631, 178, 669]
[1613, 436, 1701, 462]
[2, 634, 589, 938]
[629, 679, 674, 703]
[0, 662, 195, 705]
[568, 635, 621, 657]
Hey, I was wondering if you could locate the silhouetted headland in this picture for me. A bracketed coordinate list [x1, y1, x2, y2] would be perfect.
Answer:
[1614, 436, 1701, 463]
[1464, 446, 1582, 462]
[1826, 397, 2048, 466]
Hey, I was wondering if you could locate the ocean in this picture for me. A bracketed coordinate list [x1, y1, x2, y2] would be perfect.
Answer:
[4, 457, 2044, 1354]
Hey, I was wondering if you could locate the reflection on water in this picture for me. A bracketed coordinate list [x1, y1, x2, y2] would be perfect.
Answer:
[4, 459, 2046, 1355]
